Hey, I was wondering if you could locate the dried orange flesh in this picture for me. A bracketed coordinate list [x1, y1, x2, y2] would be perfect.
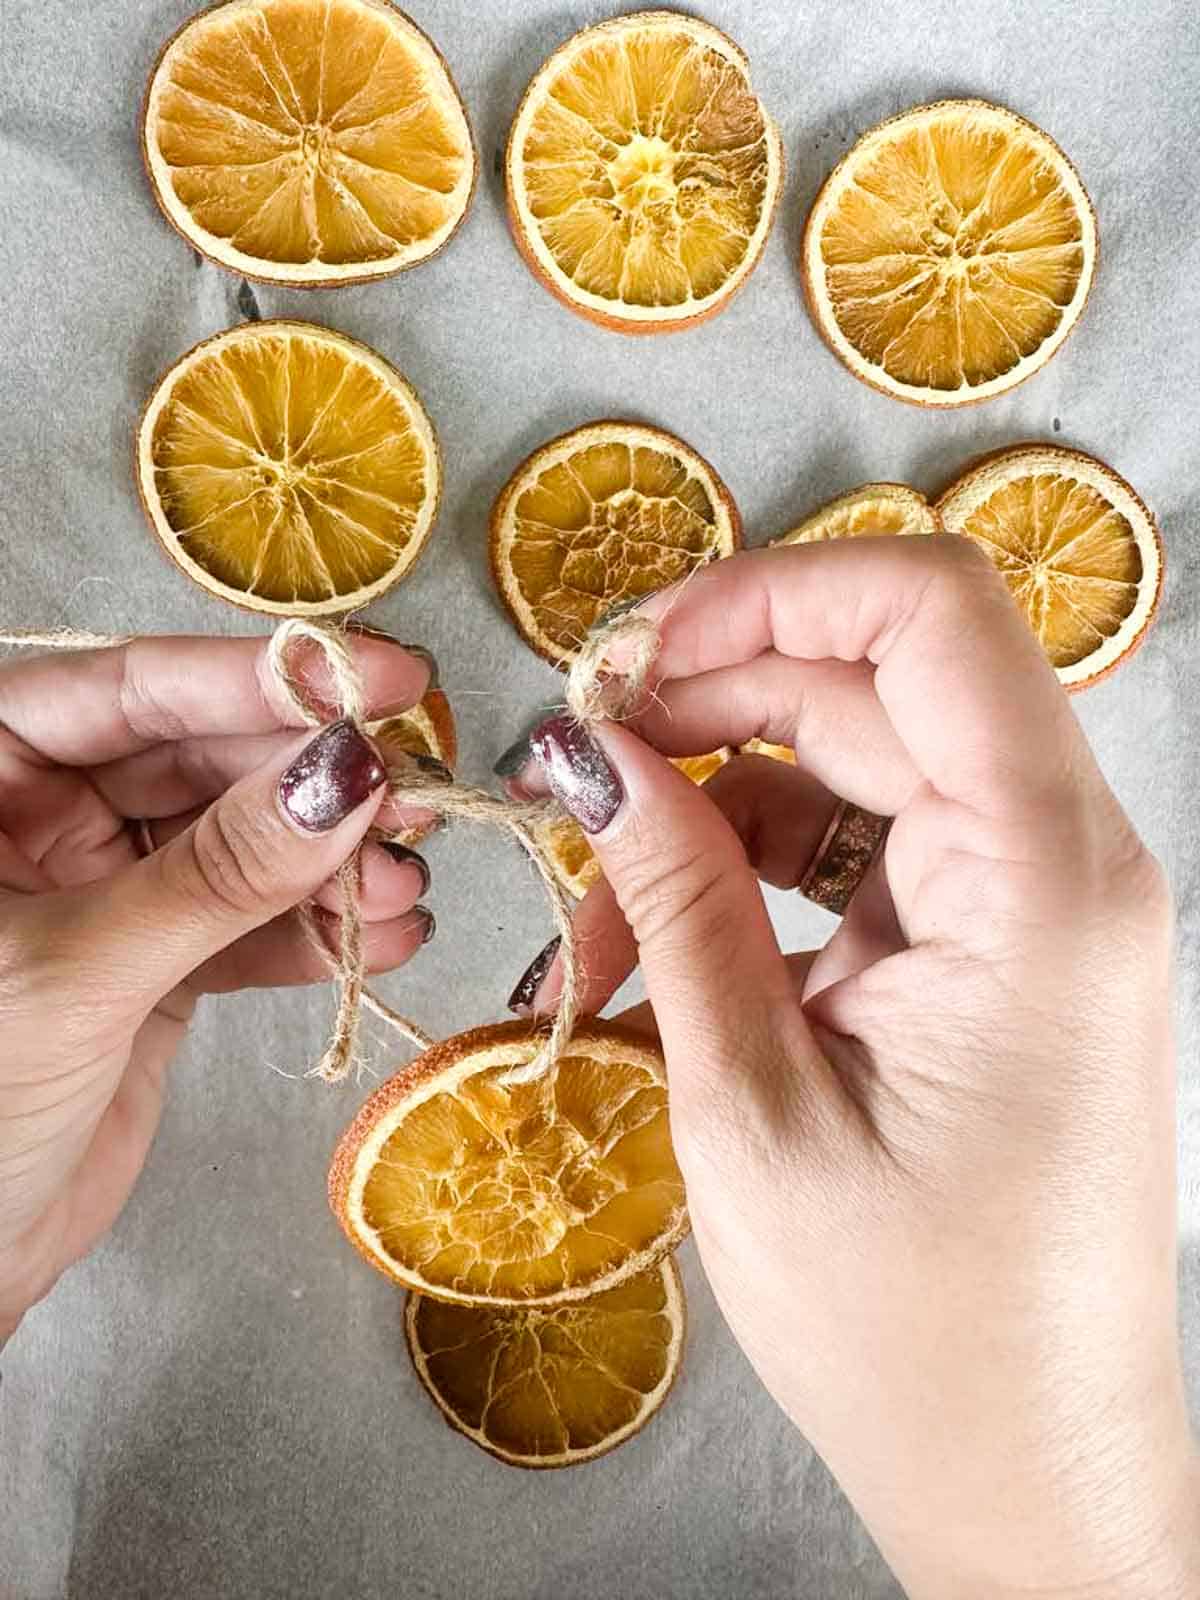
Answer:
[139, 321, 438, 615]
[491, 422, 740, 667]
[370, 689, 457, 846]
[804, 101, 1095, 404]
[406, 1258, 684, 1467]
[508, 13, 782, 326]
[775, 483, 940, 544]
[540, 751, 728, 898]
[334, 1025, 687, 1305]
[143, 0, 474, 283]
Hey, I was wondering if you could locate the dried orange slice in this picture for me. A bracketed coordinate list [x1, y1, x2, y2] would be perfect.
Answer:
[506, 11, 783, 332]
[142, 0, 475, 286]
[329, 1020, 688, 1305]
[937, 445, 1161, 689]
[405, 1257, 685, 1468]
[738, 739, 796, 765]
[137, 320, 440, 615]
[802, 101, 1096, 406]
[537, 751, 728, 899]
[370, 688, 457, 845]
[490, 421, 741, 667]
[774, 483, 941, 545]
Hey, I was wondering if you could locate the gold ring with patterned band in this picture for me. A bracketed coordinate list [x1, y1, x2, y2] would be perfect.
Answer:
[798, 800, 891, 916]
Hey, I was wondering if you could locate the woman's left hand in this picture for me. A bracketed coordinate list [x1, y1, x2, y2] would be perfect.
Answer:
[0, 631, 435, 1337]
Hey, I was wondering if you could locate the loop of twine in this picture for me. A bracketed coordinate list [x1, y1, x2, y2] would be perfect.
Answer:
[1, 612, 660, 1088]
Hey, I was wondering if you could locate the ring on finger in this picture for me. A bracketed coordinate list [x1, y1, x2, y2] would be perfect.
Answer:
[798, 799, 891, 916]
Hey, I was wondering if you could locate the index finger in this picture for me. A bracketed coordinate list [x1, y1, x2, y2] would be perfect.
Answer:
[628, 538, 1088, 817]
[0, 630, 430, 766]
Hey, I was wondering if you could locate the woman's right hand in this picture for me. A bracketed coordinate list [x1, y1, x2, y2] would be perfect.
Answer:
[506, 537, 1199, 1600]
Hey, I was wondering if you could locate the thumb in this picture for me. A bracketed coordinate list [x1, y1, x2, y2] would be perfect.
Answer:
[68, 719, 387, 1009]
[529, 715, 812, 1109]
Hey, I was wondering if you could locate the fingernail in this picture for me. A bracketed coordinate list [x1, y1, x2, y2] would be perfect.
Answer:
[278, 720, 385, 833]
[346, 625, 439, 691]
[412, 753, 453, 783]
[398, 643, 439, 691]
[529, 715, 623, 834]
[508, 935, 561, 1014]
[380, 841, 431, 895]
[414, 904, 436, 944]
[493, 733, 533, 779]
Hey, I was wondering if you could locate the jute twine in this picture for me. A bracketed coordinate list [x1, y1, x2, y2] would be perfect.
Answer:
[0, 613, 659, 1087]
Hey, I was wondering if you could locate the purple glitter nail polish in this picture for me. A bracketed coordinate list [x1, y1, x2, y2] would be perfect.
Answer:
[529, 715, 623, 834]
[507, 935, 561, 1014]
[278, 720, 386, 833]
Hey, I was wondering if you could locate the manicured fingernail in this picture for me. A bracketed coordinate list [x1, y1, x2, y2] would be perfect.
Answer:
[493, 733, 533, 779]
[529, 715, 623, 834]
[508, 935, 561, 1014]
[414, 904, 436, 944]
[412, 753, 453, 783]
[398, 643, 439, 691]
[278, 720, 386, 832]
[380, 841, 431, 895]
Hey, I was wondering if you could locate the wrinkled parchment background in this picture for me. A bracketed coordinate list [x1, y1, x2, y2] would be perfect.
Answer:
[3, 1, 1200, 1595]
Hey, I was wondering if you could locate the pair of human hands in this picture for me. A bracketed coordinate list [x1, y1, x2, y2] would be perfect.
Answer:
[1, 538, 1196, 1598]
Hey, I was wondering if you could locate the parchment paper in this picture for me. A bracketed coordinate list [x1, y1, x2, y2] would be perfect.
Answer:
[2, 1, 1199, 1594]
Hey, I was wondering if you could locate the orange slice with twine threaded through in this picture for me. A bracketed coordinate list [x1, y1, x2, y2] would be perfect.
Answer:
[405, 1257, 685, 1468]
[137, 320, 440, 616]
[141, 0, 476, 286]
[505, 11, 783, 333]
[936, 444, 1162, 689]
[370, 688, 457, 846]
[329, 1020, 688, 1305]
[490, 420, 742, 668]
[802, 100, 1096, 406]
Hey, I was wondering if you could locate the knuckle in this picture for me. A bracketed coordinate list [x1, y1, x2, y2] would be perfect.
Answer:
[614, 839, 738, 959]
[185, 804, 277, 919]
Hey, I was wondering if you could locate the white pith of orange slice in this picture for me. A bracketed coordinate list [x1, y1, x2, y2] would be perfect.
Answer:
[937, 444, 1161, 689]
[137, 319, 440, 616]
[506, 10, 783, 332]
[328, 1020, 688, 1306]
[489, 420, 741, 668]
[802, 100, 1097, 406]
[405, 1257, 685, 1468]
[142, 0, 476, 286]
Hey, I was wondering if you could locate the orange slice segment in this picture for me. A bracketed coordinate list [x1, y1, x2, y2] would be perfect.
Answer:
[490, 420, 741, 668]
[506, 11, 783, 332]
[537, 750, 728, 899]
[370, 688, 457, 845]
[774, 483, 941, 544]
[142, 0, 475, 285]
[328, 1020, 688, 1305]
[802, 100, 1096, 406]
[405, 1257, 685, 1468]
[137, 320, 440, 615]
[937, 445, 1161, 689]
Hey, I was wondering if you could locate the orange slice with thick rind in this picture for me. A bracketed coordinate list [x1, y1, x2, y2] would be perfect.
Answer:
[328, 1020, 688, 1306]
[137, 320, 440, 615]
[490, 420, 742, 668]
[405, 1257, 685, 1468]
[506, 10, 783, 332]
[802, 100, 1096, 406]
[774, 482, 941, 545]
[142, 0, 476, 285]
[536, 750, 728, 899]
[937, 445, 1161, 689]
